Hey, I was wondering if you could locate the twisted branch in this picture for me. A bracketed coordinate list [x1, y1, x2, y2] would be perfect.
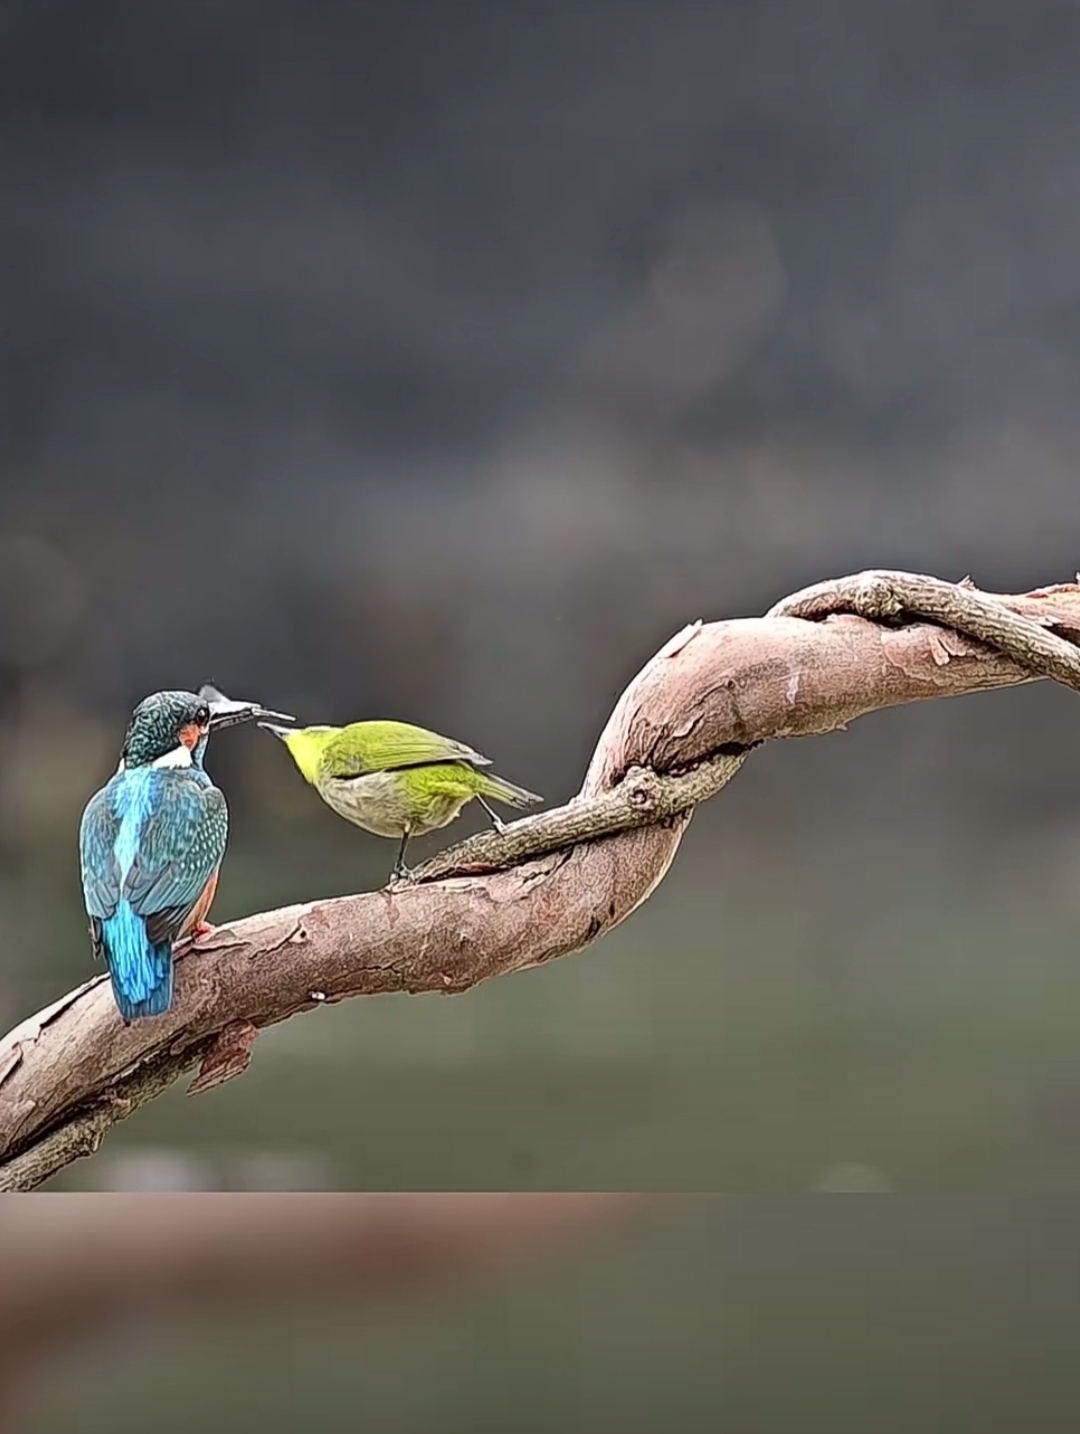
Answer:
[3, 569, 1080, 1191]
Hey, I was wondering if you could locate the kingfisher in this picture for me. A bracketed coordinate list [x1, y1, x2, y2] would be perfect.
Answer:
[79, 686, 292, 1023]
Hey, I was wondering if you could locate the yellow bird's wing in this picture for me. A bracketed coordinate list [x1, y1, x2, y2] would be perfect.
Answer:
[325, 721, 493, 777]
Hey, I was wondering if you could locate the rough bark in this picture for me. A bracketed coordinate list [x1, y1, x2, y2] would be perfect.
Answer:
[3, 569, 1080, 1191]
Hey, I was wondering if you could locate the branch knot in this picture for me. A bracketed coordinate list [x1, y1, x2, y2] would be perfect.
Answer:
[624, 767, 661, 810]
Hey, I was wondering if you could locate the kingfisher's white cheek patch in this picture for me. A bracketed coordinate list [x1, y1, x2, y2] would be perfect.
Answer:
[152, 744, 193, 769]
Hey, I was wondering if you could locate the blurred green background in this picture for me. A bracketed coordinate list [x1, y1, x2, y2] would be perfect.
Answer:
[5, 0, 1080, 1192]
[22, 1200, 1080, 1432]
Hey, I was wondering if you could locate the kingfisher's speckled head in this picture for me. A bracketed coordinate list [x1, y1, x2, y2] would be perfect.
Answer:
[119, 687, 296, 770]
[121, 691, 211, 769]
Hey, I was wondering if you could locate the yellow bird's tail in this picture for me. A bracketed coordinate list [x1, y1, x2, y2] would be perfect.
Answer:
[476, 771, 543, 809]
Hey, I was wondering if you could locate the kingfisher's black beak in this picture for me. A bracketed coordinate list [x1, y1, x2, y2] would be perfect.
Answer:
[200, 684, 295, 732]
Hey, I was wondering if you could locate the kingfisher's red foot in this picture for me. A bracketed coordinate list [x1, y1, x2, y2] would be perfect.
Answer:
[190, 921, 216, 942]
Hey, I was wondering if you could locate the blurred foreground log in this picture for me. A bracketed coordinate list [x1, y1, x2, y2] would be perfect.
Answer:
[3, 570, 1080, 1190]
[0, 1192, 641, 1428]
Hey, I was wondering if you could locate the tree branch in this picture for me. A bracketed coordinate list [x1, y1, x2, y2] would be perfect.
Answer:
[3, 569, 1080, 1191]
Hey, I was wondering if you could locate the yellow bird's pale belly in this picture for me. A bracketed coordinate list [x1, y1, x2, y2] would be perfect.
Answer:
[317, 770, 471, 838]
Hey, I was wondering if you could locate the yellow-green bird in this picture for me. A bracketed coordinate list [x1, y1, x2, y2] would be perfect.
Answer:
[259, 718, 542, 881]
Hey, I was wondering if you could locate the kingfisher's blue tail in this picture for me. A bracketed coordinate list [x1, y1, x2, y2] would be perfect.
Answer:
[101, 901, 174, 1022]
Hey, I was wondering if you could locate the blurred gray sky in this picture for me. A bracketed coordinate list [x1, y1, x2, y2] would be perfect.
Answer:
[4, 0, 1080, 709]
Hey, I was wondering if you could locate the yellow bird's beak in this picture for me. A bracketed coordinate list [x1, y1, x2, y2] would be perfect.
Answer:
[258, 723, 295, 741]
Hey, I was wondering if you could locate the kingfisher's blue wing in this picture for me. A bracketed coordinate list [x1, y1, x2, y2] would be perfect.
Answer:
[79, 785, 122, 920]
[78, 769, 228, 1020]
[124, 779, 228, 945]
[79, 783, 125, 962]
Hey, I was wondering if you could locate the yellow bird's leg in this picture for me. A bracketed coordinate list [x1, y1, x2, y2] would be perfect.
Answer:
[476, 795, 507, 834]
[389, 829, 413, 884]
